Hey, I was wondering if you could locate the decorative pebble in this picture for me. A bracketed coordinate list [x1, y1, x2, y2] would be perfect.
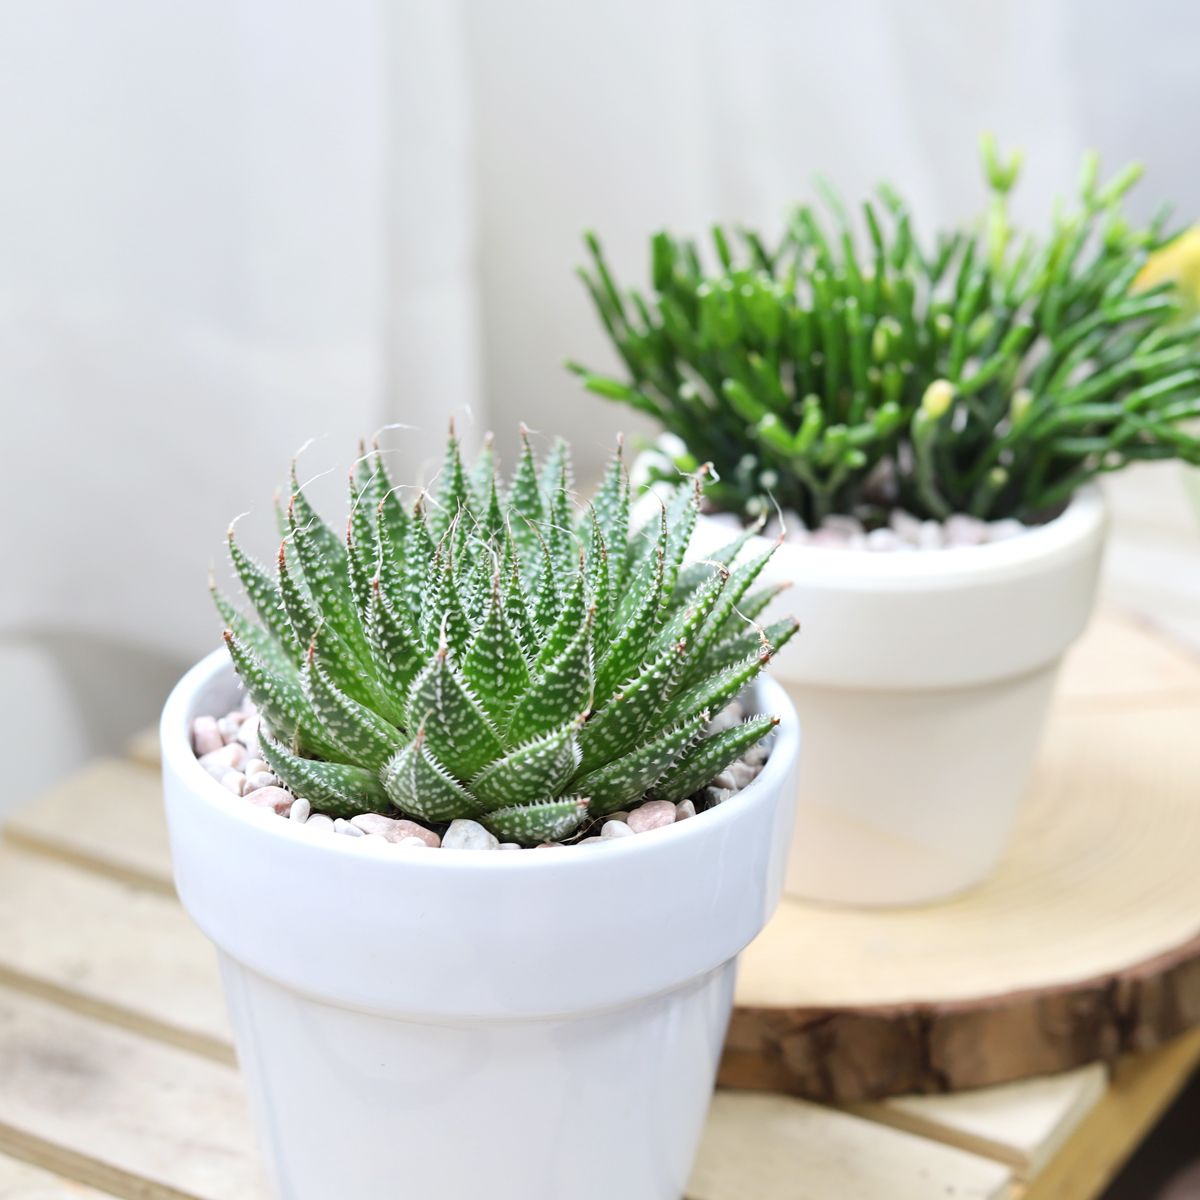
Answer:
[808, 527, 852, 549]
[219, 770, 246, 796]
[711, 770, 736, 791]
[242, 757, 267, 778]
[988, 518, 1025, 542]
[333, 818, 363, 837]
[236, 715, 261, 751]
[349, 813, 440, 846]
[889, 509, 924, 544]
[578, 836, 606, 844]
[218, 714, 243, 741]
[601, 820, 634, 839]
[289, 797, 311, 823]
[396, 836, 432, 848]
[675, 799, 697, 820]
[441, 819, 500, 851]
[627, 800, 677, 834]
[304, 813, 335, 832]
[728, 762, 757, 789]
[865, 527, 905, 552]
[198, 742, 246, 777]
[244, 771, 279, 792]
[192, 716, 224, 756]
[917, 520, 944, 550]
[246, 786, 294, 815]
[944, 514, 988, 547]
[498, 842, 521, 851]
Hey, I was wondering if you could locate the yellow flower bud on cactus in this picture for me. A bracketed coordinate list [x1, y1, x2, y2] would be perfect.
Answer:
[921, 379, 955, 419]
[1137, 226, 1200, 309]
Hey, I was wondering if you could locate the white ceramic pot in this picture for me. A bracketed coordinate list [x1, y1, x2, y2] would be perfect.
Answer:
[161, 651, 800, 1200]
[689, 488, 1107, 908]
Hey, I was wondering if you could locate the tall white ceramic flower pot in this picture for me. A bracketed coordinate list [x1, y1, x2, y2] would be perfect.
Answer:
[161, 651, 800, 1200]
[689, 488, 1106, 908]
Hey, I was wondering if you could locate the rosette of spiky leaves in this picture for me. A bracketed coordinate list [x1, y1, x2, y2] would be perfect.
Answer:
[212, 430, 796, 846]
[573, 138, 1200, 525]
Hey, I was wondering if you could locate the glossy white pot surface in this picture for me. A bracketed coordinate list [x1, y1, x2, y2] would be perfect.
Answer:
[689, 488, 1107, 907]
[162, 651, 800, 1200]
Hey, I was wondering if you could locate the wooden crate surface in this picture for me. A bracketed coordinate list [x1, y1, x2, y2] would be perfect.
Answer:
[1, 613, 1198, 1199]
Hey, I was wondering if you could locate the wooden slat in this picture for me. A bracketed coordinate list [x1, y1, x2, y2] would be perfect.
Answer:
[688, 1092, 1013, 1200]
[0, 1151, 116, 1197]
[4, 761, 172, 893]
[0, 846, 230, 1062]
[852, 1065, 1107, 1180]
[0, 987, 264, 1200]
[1017, 1026, 1200, 1200]
[1056, 611, 1200, 707]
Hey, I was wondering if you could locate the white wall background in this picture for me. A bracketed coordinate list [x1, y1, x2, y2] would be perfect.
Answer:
[2, 0, 1198, 815]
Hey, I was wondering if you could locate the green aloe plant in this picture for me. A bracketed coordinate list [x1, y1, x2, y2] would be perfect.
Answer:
[211, 428, 797, 846]
[573, 139, 1200, 526]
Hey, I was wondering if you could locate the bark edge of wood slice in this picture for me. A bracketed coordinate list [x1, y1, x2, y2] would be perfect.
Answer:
[722, 615, 1200, 1103]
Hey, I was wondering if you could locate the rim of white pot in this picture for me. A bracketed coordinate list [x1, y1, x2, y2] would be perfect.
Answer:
[694, 485, 1107, 593]
[163, 649, 799, 869]
[161, 650, 801, 1017]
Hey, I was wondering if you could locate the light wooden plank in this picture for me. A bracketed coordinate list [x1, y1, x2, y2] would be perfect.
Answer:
[689, 1092, 1013, 1200]
[0, 987, 265, 1200]
[0, 1153, 115, 1198]
[852, 1065, 1107, 1180]
[1056, 611, 1200, 706]
[125, 729, 162, 772]
[1017, 1026, 1200, 1200]
[0, 846, 230, 1061]
[3, 760, 172, 893]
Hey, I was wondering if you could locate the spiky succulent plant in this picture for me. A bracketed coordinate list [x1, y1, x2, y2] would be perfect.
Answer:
[211, 428, 797, 846]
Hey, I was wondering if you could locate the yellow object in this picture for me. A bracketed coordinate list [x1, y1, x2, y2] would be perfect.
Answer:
[1136, 225, 1200, 307]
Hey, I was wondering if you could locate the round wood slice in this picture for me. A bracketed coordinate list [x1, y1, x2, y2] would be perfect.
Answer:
[722, 614, 1200, 1103]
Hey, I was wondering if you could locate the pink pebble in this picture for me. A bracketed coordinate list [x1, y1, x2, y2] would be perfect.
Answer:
[192, 716, 223, 756]
[350, 813, 441, 847]
[220, 770, 246, 796]
[198, 742, 246, 777]
[246, 786, 294, 815]
[627, 800, 677, 834]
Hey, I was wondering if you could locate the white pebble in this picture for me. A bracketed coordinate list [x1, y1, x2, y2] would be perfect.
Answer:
[441, 819, 500, 850]
[601, 820, 634, 839]
[220, 770, 246, 796]
[675, 799, 697, 820]
[244, 771, 279, 792]
[242, 757, 267, 778]
[889, 509, 923, 544]
[944, 514, 988, 547]
[918, 520, 944, 550]
[305, 813, 335, 832]
[289, 797, 311, 823]
[627, 800, 677, 833]
[711, 771, 736, 791]
[865, 527, 905, 552]
[236, 715, 261, 751]
[705, 787, 735, 806]
[808, 527, 851, 549]
[333, 818, 363, 837]
[823, 515, 864, 537]
[988, 518, 1026, 542]
[578, 836, 606, 844]
[396, 835, 431, 848]
[218, 714, 243, 741]
[198, 742, 246, 778]
[192, 716, 223, 756]
[498, 842, 521, 851]
[728, 762, 757, 789]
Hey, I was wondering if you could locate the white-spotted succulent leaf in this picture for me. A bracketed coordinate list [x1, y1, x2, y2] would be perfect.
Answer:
[213, 429, 793, 845]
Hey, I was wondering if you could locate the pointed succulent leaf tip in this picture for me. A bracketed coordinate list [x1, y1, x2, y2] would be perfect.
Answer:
[463, 574, 532, 724]
[226, 522, 299, 663]
[259, 734, 387, 817]
[381, 729, 481, 822]
[507, 607, 595, 747]
[570, 711, 705, 816]
[468, 431, 497, 511]
[216, 426, 791, 838]
[483, 796, 590, 845]
[406, 643, 504, 781]
[650, 715, 778, 805]
[470, 716, 583, 810]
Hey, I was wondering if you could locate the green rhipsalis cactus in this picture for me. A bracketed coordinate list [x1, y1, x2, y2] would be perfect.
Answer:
[573, 138, 1200, 526]
[211, 429, 797, 846]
